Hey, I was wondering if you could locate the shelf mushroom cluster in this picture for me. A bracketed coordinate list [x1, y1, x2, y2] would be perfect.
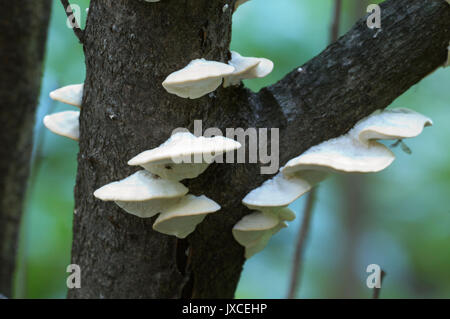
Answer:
[43, 84, 84, 141]
[94, 132, 241, 238]
[162, 51, 273, 99]
[234, 108, 433, 258]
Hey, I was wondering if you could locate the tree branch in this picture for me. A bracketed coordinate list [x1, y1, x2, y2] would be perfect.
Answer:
[263, 0, 449, 167]
[60, 0, 84, 43]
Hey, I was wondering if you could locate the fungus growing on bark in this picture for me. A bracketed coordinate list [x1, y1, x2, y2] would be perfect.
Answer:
[93, 170, 188, 218]
[234, 108, 433, 258]
[232, 211, 288, 259]
[153, 195, 221, 238]
[49, 84, 83, 108]
[282, 108, 432, 177]
[243, 172, 315, 209]
[162, 59, 235, 99]
[43, 111, 80, 141]
[223, 51, 274, 87]
[128, 132, 241, 181]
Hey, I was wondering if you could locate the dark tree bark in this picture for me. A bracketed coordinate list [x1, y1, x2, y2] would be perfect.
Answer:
[69, 0, 449, 298]
[0, 1, 52, 297]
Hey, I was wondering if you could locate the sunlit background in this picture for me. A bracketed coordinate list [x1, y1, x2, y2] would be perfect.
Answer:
[13, 0, 450, 298]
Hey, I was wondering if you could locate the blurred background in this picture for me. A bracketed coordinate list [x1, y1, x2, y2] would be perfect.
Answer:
[13, 0, 450, 298]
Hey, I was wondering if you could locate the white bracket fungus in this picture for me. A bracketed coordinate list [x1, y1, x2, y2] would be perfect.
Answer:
[282, 108, 432, 177]
[93, 170, 188, 218]
[153, 195, 221, 238]
[128, 132, 241, 181]
[232, 211, 288, 259]
[242, 171, 326, 210]
[49, 84, 84, 108]
[234, 108, 432, 258]
[223, 51, 274, 87]
[95, 131, 233, 237]
[43, 111, 80, 141]
[94, 171, 221, 238]
[162, 59, 235, 99]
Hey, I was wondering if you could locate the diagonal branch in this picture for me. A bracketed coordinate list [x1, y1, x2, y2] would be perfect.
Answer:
[260, 0, 449, 168]
[60, 0, 84, 43]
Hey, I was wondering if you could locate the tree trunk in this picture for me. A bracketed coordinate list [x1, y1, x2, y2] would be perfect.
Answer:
[0, 0, 52, 298]
[69, 0, 449, 299]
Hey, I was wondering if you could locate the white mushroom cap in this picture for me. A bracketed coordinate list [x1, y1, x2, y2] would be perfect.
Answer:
[94, 170, 188, 201]
[232, 211, 279, 244]
[242, 171, 326, 209]
[355, 108, 433, 144]
[93, 170, 188, 218]
[162, 59, 235, 99]
[255, 206, 297, 222]
[232, 211, 286, 259]
[49, 84, 83, 108]
[276, 207, 296, 222]
[244, 222, 287, 259]
[283, 108, 432, 176]
[282, 139, 395, 176]
[43, 111, 80, 141]
[128, 132, 241, 181]
[223, 51, 274, 87]
[153, 195, 221, 238]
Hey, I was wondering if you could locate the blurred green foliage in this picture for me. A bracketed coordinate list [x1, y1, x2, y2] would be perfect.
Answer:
[14, 0, 450, 298]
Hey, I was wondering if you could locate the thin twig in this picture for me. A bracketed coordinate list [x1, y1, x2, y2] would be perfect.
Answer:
[60, 0, 84, 43]
[372, 270, 386, 299]
[287, 188, 317, 299]
[330, 0, 343, 43]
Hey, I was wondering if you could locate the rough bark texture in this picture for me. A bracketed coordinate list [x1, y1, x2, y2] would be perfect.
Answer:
[0, 1, 52, 297]
[69, 0, 449, 299]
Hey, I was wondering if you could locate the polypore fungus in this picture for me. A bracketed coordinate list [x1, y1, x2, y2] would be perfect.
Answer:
[93, 170, 188, 218]
[162, 59, 235, 99]
[49, 84, 83, 108]
[128, 132, 241, 181]
[234, 107, 432, 258]
[223, 51, 274, 87]
[232, 211, 288, 259]
[282, 108, 432, 177]
[153, 195, 221, 238]
[243, 172, 316, 210]
[43, 111, 80, 141]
